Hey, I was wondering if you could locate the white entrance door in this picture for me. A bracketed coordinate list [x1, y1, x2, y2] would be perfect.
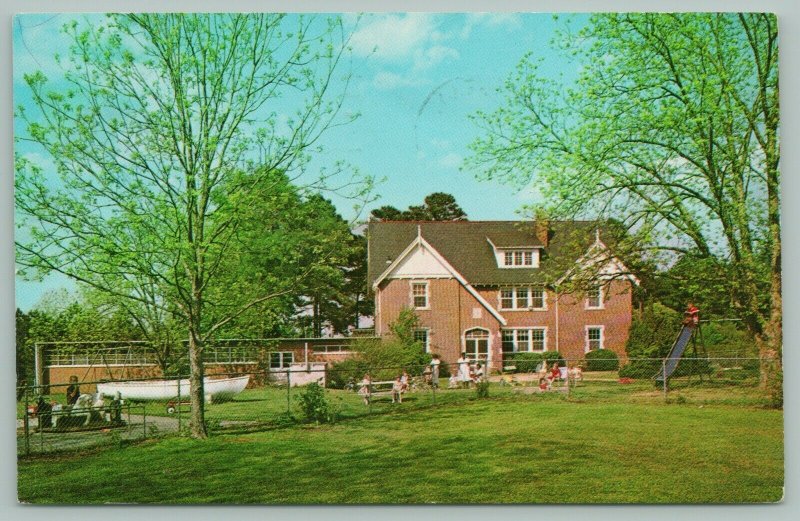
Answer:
[464, 329, 490, 362]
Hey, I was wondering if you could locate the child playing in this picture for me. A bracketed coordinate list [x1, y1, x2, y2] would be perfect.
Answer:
[547, 362, 561, 387]
[358, 373, 372, 405]
[684, 302, 700, 326]
[472, 362, 485, 383]
[539, 377, 550, 391]
[448, 371, 459, 389]
[392, 376, 404, 404]
[400, 370, 410, 392]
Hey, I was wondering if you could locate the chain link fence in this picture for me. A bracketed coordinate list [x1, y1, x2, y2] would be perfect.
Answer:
[18, 356, 771, 456]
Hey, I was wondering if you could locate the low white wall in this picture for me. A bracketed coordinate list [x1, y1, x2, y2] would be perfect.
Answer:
[271, 363, 327, 387]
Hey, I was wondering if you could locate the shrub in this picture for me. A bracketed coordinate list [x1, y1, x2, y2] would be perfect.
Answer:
[335, 309, 432, 381]
[297, 382, 336, 424]
[618, 355, 712, 380]
[584, 350, 620, 371]
[618, 359, 661, 379]
[503, 352, 565, 373]
[327, 359, 370, 390]
[475, 380, 490, 399]
[625, 303, 682, 358]
[504, 352, 542, 373]
[673, 354, 713, 377]
[541, 351, 566, 367]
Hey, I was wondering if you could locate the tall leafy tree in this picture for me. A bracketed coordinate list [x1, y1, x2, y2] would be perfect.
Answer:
[16, 14, 370, 437]
[466, 14, 780, 388]
[370, 192, 467, 221]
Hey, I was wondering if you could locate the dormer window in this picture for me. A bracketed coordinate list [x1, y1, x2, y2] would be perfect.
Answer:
[502, 249, 536, 267]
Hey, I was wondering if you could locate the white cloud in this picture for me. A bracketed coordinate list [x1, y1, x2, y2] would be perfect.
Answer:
[460, 13, 523, 39]
[350, 13, 438, 60]
[373, 71, 425, 90]
[437, 152, 463, 169]
[413, 45, 460, 72]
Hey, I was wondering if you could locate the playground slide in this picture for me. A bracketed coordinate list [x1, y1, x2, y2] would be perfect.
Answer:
[654, 325, 694, 383]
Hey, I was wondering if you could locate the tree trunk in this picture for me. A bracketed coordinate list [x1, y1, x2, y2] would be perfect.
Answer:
[188, 328, 207, 439]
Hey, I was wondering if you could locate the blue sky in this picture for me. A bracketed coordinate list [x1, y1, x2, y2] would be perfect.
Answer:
[13, 13, 587, 310]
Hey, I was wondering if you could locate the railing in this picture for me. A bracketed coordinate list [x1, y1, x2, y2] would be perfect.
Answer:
[17, 356, 775, 456]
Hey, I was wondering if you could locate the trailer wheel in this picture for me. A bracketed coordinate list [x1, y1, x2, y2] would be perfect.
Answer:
[166, 406, 176, 414]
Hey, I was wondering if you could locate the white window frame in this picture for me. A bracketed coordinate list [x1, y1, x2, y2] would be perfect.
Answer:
[498, 287, 547, 310]
[413, 328, 431, 353]
[585, 325, 605, 352]
[501, 249, 537, 268]
[585, 286, 604, 310]
[411, 280, 430, 310]
[501, 327, 547, 352]
[311, 345, 353, 354]
[269, 351, 294, 369]
[463, 328, 491, 362]
[530, 288, 547, 310]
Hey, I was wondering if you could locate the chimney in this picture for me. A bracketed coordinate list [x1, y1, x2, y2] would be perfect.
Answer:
[534, 220, 550, 247]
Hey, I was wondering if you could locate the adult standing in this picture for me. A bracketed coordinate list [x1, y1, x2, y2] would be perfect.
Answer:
[457, 353, 471, 388]
[65, 375, 80, 406]
[430, 354, 441, 389]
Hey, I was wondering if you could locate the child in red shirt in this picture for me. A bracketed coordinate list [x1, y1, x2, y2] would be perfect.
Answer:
[684, 302, 700, 326]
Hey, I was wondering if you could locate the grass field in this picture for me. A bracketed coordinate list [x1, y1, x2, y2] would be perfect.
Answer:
[17, 394, 783, 504]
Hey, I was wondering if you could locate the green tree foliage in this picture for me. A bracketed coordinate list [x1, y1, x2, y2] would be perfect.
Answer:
[584, 350, 620, 372]
[370, 192, 467, 221]
[329, 309, 430, 384]
[15, 294, 145, 388]
[467, 14, 780, 388]
[625, 303, 682, 359]
[15, 14, 370, 437]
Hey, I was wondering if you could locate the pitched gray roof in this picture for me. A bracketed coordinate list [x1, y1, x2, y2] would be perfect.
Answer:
[367, 220, 603, 287]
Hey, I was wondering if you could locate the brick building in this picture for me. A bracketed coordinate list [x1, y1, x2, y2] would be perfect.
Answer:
[367, 220, 639, 370]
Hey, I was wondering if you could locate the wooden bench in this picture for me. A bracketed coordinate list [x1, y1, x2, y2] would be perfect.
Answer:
[359, 381, 404, 404]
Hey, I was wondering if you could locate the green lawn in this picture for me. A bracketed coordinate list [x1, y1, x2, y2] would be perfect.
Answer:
[18, 396, 783, 504]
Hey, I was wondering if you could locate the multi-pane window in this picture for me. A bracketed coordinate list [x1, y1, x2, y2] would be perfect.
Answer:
[501, 330, 515, 352]
[270, 351, 294, 369]
[501, 328, 546, 352]
[501, 289, 514, 309]
[531, 289, 545, 309]
[502, 250, 536, 267]
[516, 287, 529, 309]
[46, 347, 158, 366]
[464, 329, 490, 361]
[516, 329, 529, 349]
[413, 329, 430, 352]
[499, 287, 546, 310]
[531, 329, 546, 351]
[586, 327, 603, 351]
[312, 345, 351, 353]
[586, 286, 603, 309]
[412, 282, 429, 308]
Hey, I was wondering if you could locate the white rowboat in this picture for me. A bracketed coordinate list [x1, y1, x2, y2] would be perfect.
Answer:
[97, 375, 249, 403]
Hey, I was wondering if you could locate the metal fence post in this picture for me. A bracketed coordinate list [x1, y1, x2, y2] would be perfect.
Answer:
[177, 375, 182, 434]
[23, 388, 30, 457]
[565, 360, 571, 398]
[662, 359, 668, 400]
[286, 369, 291, 415]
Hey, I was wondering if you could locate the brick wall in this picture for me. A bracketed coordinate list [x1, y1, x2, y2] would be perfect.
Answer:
[376, 278, 504, 369]
[377, 278, 633, 368]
